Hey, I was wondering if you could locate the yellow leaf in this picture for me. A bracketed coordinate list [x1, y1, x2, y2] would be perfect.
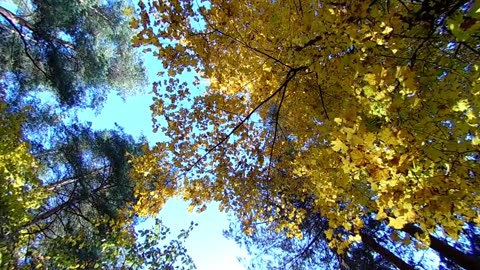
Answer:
[379, 129, 396, 145]
[129, 18, 139, 29]
[403, 202, 413, 211]
[124, 7, 133, 16]
[382, 26, 393, 35]
[331, 138, 348, 153]
[353, 234, 362, 242]
[353, 217, 364, 228]
[388, 216, 407, 229]
[344, 222, 352, 230]
[326, 229, 334, 240]
[453, 99, 470, 112]
[473, 136, 480, 145]
[365, 73, 377, 86]
[364, 133, 376, 147]
[351, 148, 364, 165]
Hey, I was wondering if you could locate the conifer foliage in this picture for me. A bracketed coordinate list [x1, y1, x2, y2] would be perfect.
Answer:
[0, 1, 195, 268]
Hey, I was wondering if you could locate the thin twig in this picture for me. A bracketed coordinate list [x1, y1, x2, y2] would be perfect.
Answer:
[195, 4, 291, 69]
[409, 35, 430, 68]
[396, 0, 411, 12]
[277, 231, 322, 269]
[315, 72, 330, 120]
[0, 12, 48, 78]
[213, 28, 293, 69]
[461, 42, 480, 56]
[267, 80, 288, 180]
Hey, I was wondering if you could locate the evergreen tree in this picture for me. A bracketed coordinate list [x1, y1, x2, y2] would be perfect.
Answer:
[0, 0, 145, 108]
[0, 1, 196, 268]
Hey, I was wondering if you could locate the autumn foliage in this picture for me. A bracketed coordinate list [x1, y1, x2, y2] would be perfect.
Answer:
[133, 0, 480, 261]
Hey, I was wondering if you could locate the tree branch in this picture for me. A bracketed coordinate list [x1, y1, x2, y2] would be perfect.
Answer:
[0, 8, 48, 77]
[267, 81, 288, 180]
[213, 28, 293, 69]
[196, 5, 291, 69]
[278, 231, 322, 269]
[293, 35, 323, 52]
[186, 67, 305, 172]
[89, 6, 115, 30]
[44, 165, 110, 191]
[402, 223, 480, 269]
[360, 231, 414, 270]
[0, 5, 74, 49]
[315, 72, 329, 120]
[461, 41, 480, 56]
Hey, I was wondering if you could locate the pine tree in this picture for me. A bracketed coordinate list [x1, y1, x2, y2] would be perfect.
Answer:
[0, 0, 145, 108]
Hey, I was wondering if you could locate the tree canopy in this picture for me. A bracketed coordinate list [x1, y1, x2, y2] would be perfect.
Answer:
[0, 1, 196, 268]
[133, 0, 480, 268]
[0, 0, 145, 108]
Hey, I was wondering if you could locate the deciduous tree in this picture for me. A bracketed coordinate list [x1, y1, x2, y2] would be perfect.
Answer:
[134, 0, 480, 267]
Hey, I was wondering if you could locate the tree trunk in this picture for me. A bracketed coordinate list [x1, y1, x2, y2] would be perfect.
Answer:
[402, 224, 480, 270]
[360, 232, 415, 270]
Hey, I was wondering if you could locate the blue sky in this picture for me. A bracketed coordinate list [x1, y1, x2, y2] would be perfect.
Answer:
[78, 60, 249, 270]
[0, 0, 248, 267]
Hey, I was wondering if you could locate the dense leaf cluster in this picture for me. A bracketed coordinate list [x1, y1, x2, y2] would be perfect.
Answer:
[133, 0, 480, 269]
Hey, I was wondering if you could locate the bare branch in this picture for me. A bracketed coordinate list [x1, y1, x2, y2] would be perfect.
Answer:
[277, 231, 322, 269]
[0, 9, 48, 77]
[44, 165, 110, 191]
[266, 83, 287, 180]
[0, 5, 74, 49]
[461, 42, 480, 56]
